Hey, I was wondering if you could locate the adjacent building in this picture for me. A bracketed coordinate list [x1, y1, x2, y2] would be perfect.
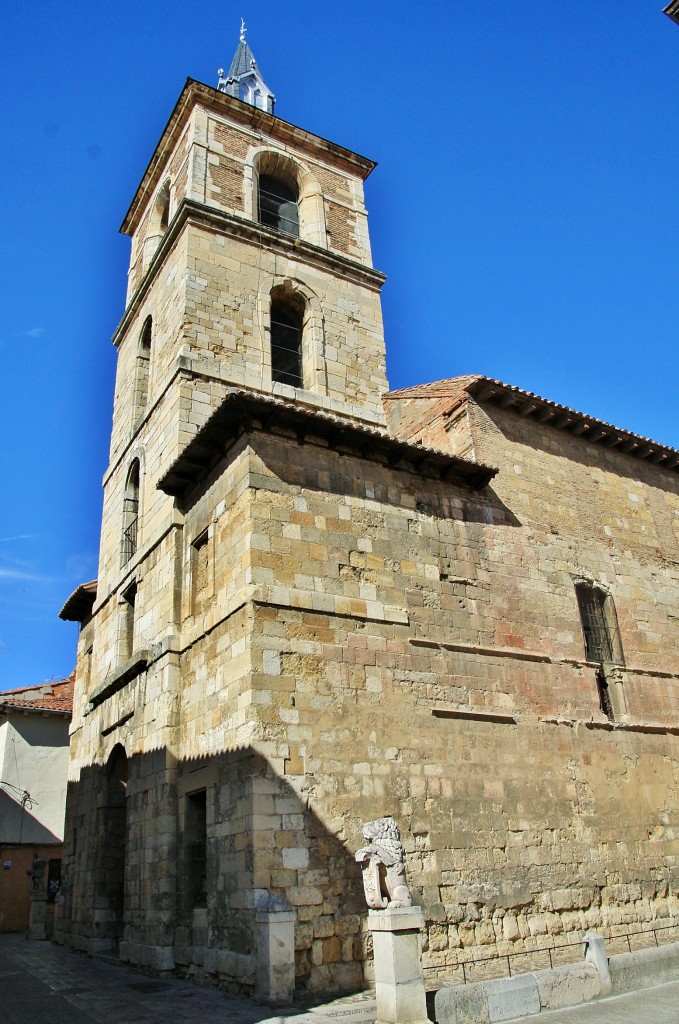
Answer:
[58, 29, 679, 999]
[0, 676, 73, 932]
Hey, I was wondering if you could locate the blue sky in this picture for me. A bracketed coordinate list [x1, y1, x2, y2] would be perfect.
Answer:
[1, 2, 678, 689]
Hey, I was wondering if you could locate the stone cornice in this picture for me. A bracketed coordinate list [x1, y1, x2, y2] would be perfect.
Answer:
[409, 637, 679, 682]
[121, 78, 377, 237]
[86, 651, 150, 712]
[112, 198, 386, 348]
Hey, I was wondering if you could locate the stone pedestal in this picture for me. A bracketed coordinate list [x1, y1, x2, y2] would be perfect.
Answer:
[28, 893, 48, 941]
[368, 906, 429, 1024]
[27, 857, 48, 941]
[255, 893, 296, 1006]
[584, 931, 611, 994]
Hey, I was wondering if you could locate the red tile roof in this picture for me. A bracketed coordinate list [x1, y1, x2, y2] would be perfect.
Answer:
[0, 674, 74, 716]
[384, 375, 482, 404]
[385, 375, 679, 473]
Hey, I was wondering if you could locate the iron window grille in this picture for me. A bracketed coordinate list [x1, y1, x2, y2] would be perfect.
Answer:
[575, 585, 620, 664]
[121, 497, 138, 565]
[271, 313, 303, 388]
[258, 175, 299, 237]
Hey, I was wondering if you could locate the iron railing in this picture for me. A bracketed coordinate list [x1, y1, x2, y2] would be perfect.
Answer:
[601, 920, 679, 955]
[423, 938, 584, 986]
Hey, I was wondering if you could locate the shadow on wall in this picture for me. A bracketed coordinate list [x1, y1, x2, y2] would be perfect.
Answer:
[59, 744, 371, 1000]
[177, 430, 522, 533]
[0, 788, 61, 846]
[480, 401, 679, 497]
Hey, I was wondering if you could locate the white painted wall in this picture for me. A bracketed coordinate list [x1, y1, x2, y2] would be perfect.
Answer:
[0, 713, 70, 844]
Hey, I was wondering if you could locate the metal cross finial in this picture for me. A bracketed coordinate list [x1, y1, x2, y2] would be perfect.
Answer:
[240, 18, 247, 43]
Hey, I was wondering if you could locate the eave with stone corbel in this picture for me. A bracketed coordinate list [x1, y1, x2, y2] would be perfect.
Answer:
[157, 388, 497, 500]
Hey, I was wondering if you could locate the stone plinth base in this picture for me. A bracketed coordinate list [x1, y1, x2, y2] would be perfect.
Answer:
[119, 941, 175, 971]
[27, 894, 48, 941]
[368, 906, 429, 1024]
[255, 893, 296, 1005]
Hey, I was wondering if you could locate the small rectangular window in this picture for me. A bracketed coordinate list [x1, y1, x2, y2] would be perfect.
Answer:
[270, 292, 304, 389]
[192, 530, 210, 617]
[185, 790, 207, 910]
[121, 582, 137, 661]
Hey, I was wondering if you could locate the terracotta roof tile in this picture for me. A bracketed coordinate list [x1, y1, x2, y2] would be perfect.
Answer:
[384, 375, 482, 403]
[0, 674, 74, 715]
[386, 375, 679, 473]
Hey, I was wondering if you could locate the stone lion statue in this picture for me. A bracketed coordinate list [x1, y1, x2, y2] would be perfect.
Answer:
[355, 816, 413, 909]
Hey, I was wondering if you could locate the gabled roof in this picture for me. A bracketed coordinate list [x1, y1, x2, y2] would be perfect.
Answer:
[385, 375, 481, 405]
[0, 675, 74, 717]
[385, 375, 679, 474]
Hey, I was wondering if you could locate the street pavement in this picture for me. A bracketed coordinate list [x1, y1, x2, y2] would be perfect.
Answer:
[1, 933, 678, 1024]
[0, 933, 375, 1024]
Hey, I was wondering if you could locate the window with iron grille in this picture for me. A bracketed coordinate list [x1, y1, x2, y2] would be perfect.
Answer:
[270, 290, 304, 389]
[121, 461, 140, 567]
[258, 174, 299, 237]
[576, 585, 614, 662]
[575, 582, 624, 721]
[575, 583, 623, 664]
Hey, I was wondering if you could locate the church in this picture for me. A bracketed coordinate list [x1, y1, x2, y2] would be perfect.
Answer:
[58, 26, 679, 999]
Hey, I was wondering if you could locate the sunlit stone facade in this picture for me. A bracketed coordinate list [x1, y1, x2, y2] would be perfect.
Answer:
[59, 51, 679, 1000]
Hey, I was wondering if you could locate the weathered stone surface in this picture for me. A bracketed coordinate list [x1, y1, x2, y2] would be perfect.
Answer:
[536, 962, 602, 1009]
[60, 55, 679, 1006]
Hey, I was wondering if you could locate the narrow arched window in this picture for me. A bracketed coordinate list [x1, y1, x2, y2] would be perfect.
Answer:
[258, 174, 299, 237]
[134, 316, 152, 418]
[156, 180, 171, 234]
[121, 461, 140, 566]
[270, 288, 304, 388]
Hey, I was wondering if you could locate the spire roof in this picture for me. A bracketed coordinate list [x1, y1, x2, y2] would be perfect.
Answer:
[217, 21, 275, 114]
[226, 19, 259, 78]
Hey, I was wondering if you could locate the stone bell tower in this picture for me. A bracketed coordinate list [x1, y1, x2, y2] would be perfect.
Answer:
[60, 27, 392, 993]
[81, 21, 390, 674]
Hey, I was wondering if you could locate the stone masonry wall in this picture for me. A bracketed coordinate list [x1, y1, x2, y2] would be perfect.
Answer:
[129, 426, 679, 996]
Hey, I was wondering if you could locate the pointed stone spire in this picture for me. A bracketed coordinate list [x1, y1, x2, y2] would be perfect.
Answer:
[217, 21, 276, 114]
